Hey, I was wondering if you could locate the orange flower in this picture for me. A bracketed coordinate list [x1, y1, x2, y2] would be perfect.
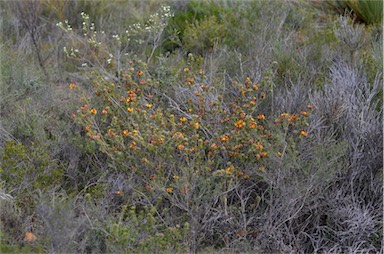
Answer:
[257, 114, 265, 120]
[260, 91, 266, 99]
[177, 144, 185, 150]
[90, 108, 97, 115]
[173, 132, 184, 138]
[130, 141, 137, 148]
[221, 135, 230, 142]
[69, 83, 77, 89]
[80, 105, 87, 112]
[182, 186, 189, 194]
[107, 129, 115, 137]
[210, 143, 219, 149]
[255, 142, 263, 150]
[24, 232, 37, 242]
[186, 77, 195, 84]
[122, 130, 129, 136]
[260, 151, 267, 157]
[253, 84, 259, 90]
[300, 130, 309, 137]
[234, 119, 246, 129]
[84, 125, 91, 133]
[289, 114, 299, 121]
[250, 121, 257, 129]
[307, 103, 313, 110]
[300, 111, 309, 117]
[166, 187, 173, 193]
[101, 109, 108, 115]
[136, 70, 143, 76]
[127, 107, 134, 112]
[173, 175, 180, 180]
[145, 184, 152, 192]
[280, 113, 290, 118]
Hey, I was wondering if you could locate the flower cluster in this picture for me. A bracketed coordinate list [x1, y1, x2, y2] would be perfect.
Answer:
[71, 59, 313, 197]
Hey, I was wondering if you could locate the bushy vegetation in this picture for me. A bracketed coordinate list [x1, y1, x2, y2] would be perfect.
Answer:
[0, 0, 382, 253]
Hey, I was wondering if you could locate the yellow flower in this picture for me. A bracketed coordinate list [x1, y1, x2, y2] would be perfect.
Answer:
[101, 109, 108, 115]
[183, 67, 189, 73]
[277, 152, 282, 157]
[307, 103, 313, 110]
[69, 83, 77, 89]
[145, 103, 153, 108]
[257, 114, 265, 120]
[136, 70, 143, 76]
[90, 108, 97, 115]
[226, 166, 234, 174]
[122, 130, 129, 136]
[173, 175, 180, 180]
[253, 84, 259, 90]
[179, 117, 187, 122]
[127, 107, 134, 112]
[130, 141, 137, 148]
[166, 187, 173, 193]
[194, 122, 200, 129]
[300, 111, 309, 117]
[115, 190, 124, 195]
[280, 113, 290, 118]
[132, 130, 139, 135]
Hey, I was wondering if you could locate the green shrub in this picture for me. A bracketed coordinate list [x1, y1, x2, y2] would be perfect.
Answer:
[183, 15, 227, 55]
[105, 205, 189, 253]
[0, 141, 64, 190]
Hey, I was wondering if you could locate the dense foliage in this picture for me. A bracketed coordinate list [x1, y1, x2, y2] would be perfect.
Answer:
[0, 0, 382, 253]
